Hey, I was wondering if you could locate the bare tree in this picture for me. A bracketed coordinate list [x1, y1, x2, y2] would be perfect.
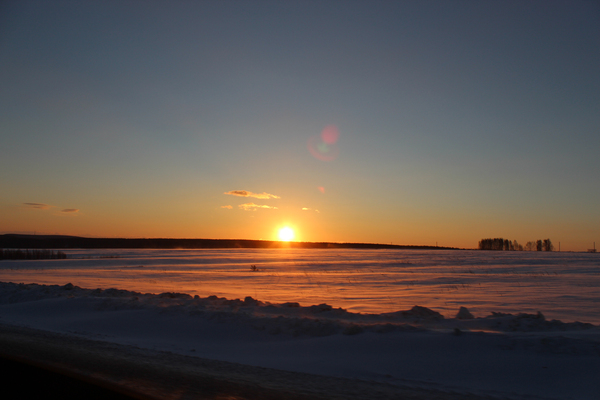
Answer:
[479, 238, 524, 251]
[543, 238, 554, 251]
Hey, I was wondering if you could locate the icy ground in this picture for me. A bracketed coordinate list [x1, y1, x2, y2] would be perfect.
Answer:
[1, 281, 599, 400]
[1, 249, 599, 323]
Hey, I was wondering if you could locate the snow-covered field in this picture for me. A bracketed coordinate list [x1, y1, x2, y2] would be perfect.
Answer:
[1, 249, 599, 399]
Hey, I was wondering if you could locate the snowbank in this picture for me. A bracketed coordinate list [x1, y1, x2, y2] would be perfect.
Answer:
[1, 281, 599, 399]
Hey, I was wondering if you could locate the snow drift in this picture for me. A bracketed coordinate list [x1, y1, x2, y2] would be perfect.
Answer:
[1, 281, 599, 399]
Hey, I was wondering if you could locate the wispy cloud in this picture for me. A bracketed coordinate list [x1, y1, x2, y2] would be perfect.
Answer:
[224, 190, 280, 199]
[22, 203, 80, 215]
[221, 205, 233, 209]
[238, 203, 278, 211]
[23, 202, 53, 210]
[57, 208, 80, 217]
[302, 207, 320, 213]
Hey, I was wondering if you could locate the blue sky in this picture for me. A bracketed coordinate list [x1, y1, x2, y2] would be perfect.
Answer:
[1, 0, 598, 250]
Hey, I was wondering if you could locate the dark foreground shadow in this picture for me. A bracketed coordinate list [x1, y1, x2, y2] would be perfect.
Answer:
[0, 323, 493, 400]
[0, 356, 138, 400]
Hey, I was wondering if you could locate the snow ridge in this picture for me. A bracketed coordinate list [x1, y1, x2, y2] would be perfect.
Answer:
[1, 282, 596, 338]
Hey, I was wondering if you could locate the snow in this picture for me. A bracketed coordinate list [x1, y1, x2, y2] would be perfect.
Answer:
[1, 249, 599, 399]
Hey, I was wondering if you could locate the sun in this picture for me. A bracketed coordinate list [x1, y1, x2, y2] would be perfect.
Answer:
[278, 227, 295, 241]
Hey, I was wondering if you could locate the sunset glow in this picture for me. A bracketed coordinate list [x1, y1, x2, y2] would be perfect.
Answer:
[1, 4, 599, 398]
[0, 2, 598, 251]
[278, 227, 295, 242]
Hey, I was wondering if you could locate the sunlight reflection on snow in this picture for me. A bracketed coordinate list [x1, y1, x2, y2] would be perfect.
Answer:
[1, 249, 598, 323]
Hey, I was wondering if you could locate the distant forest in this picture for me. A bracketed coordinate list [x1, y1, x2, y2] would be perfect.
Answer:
[0, 234, 457, 251]
[478, 238, 554, 251]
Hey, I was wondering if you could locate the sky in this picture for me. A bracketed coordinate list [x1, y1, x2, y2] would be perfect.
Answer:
[0, 0, 598, 250]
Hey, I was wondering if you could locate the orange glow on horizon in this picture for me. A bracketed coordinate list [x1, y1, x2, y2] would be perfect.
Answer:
[278, 227, 295, 241]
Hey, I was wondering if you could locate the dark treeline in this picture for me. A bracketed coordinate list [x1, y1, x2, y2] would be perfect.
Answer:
[478, 238, 553, 251]
[0, 234, 457, 250]
[0, 249, 67, 260]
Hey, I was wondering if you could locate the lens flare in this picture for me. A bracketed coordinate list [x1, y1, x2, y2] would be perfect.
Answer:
[308, 124, 340, 162]
[321, 124, 339, 145]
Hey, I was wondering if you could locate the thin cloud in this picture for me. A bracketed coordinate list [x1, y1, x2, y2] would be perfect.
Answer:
[302, 207, 320, 213]
[238, 203, 278, 211]
[224, 190, 280, 199]
[57, 208, 80, 217]
[23, 203, 53, 210]
[22, 203, 80, 215]
[221, 205, 233, 209]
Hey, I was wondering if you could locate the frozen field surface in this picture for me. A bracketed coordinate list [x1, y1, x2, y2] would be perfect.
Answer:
[1, 249, 599, 399]
[1, 249, 599, 322]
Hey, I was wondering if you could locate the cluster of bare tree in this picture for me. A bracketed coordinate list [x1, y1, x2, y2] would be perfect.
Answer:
[478, 238, 553, 251]
[478, 238, 519, 250]
[524, 239, 554, 251]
